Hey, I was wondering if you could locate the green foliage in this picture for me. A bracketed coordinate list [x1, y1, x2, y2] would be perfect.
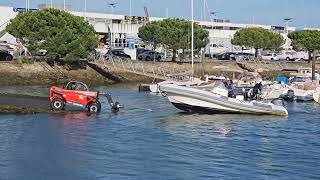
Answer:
[288, 30, 320, 80]
[288, 30, 320, 51]
[6, 8, 98, 61]
[232, 27, 284, 52]
[138, 21, 162, 50]
[138, 18, 209, 60]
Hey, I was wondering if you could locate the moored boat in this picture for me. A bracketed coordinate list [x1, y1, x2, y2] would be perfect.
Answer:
[313, 88, 320, 103]
[159, 84, 288, 116]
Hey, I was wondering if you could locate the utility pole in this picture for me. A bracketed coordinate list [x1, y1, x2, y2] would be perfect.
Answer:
[50, 0, 53, 8]
[25, 0, 30, 11]
[84, 0, 87, 19]
[191, 0, 194, 75]
[25, 0, 28, 11]
[129, 0, 132, 32]
[166, 8, 169, 18]
[64, 0, 66, 11]
[129, 0, 132, 17]
[203, 0, 206, 21]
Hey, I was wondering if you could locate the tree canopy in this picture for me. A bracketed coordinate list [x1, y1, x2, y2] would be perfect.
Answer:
[288, 30, 320, 80]
[232, 27, 284, 56]
[288, 30, 320, 51]
[6, 8, 98, 61]
[138, 18, 209, 61]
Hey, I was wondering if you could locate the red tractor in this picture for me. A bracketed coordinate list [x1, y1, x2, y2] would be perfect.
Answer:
[50, 81, 122, 113]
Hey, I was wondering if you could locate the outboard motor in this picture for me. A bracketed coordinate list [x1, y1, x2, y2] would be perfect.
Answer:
[272, 98, 286, 107]
[283, 90, 295, 102]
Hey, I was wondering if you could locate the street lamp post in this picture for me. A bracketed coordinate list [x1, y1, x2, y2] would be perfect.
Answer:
[107, 2, 117, 48]
[108, 2, 117, 14]
[210, 12, 218, 30]
[284, 18, 292, 34]
[210, 12, 218, 44]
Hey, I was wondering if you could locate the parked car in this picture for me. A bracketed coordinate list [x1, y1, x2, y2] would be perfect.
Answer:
[294, 51, 309, 61]
[137, 50, 162, 61]
[261, 53, 279, 61]
[277, 51, 296, 61]
[107, 49, 131, 59]
[217, 52, 236, 60]
[0, 51, 13, 61]
[237, 52, 254, 60]
[0, 41, 14, 61]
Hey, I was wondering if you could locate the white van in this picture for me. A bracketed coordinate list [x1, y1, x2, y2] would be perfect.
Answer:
[294, 51, 309, 61]
[277, 51, 296, 61]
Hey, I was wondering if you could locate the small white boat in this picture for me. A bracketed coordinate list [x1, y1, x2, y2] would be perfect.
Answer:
[261, 83, 289, 100]
[313, 89, 320, 103]
[291, 88, 314, 101]
[159, 84, 288, 116]
[149, 78, 205, 93]
[288, 80, 318, 101]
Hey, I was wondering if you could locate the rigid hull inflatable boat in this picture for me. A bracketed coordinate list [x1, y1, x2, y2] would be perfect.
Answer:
[159, 84, 288, 116]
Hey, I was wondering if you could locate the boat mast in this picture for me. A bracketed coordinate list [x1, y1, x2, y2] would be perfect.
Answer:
[191, 0, 194, 77]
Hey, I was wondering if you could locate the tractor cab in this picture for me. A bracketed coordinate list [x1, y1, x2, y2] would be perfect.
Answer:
[64, 81, 89, 91]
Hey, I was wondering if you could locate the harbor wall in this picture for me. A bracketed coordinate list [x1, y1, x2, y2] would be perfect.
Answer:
[0, 60, 319, 86]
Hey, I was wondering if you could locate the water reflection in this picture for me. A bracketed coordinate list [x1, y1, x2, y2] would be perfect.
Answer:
[62, 112, 91, 121]
[159, 112, 288, 139]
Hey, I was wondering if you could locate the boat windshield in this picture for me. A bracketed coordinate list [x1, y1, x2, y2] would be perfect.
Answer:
[292, 76, 308, 83]
[212, 82, 228, 90]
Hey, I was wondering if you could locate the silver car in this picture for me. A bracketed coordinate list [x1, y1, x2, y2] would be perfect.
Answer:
[137, 51, 162, 61]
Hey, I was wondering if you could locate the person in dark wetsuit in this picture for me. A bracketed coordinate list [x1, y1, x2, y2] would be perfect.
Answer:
[251, 82, 263, 100]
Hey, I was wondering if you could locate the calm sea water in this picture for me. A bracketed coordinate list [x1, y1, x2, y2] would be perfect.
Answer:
[0, 86, 320, 180]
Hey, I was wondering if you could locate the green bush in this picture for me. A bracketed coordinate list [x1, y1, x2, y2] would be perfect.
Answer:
[6, 8, 98, 61]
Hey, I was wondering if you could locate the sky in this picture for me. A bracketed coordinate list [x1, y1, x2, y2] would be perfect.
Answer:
[1, 0, 320, 29]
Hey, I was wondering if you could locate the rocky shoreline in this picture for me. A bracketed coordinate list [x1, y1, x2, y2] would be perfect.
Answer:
[0, 60, 318, 86]
[0, 62, 154, 86]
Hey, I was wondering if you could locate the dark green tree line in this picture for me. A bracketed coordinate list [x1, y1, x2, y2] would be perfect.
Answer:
[232, 27, 284, 57]
[289, 30, 320, 80]
[138, 18, 209, 61]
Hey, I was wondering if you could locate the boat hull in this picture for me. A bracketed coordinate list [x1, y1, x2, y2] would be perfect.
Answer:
[149, 84, 160, 93]
[313, 91, 320, 103]
[160, 84, 288, 116]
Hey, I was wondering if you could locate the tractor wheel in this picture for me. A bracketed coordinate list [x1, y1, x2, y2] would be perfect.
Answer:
[88, 102, 101, 113]
[51, 98, 65, 111]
